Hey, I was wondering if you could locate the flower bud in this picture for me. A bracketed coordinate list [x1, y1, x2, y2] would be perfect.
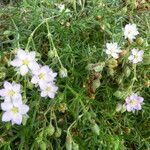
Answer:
[108, 68, 115, 76]
[121, 104, 127, 113]
[22, 114, 29, 125]
[59, 67, 68, 78]
[92, 79, 100, 91]
[72, 141, 79, 150]
[107, 59, 118, 68]
[136, 37, 144, 45]
[114, 91, 124, 99]
[48, 50, 55, 58]
[45, 123, 55, 136]
[91, 122, 100, 135]
[66, 133, 72, 150]
[124, 66, 131, 78]
[0, 72, 6, 79]
[39, 141, 46, 150]
[54, 127, 62, 138]
[115, 103, 123, 112]
[27, 81, 33, 89]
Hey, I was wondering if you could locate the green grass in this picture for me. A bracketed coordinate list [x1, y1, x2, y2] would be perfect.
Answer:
[0, 0, 150, 149]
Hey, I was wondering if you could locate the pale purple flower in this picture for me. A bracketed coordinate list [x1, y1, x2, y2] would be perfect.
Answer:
[105, 43, 122, 59]
[124, 23, 139, 41]
[125, 93, 144, 112]
[1, 98, 29, 125]
[0, 81, 21, 102]
[128, 49, 144, 64]
[40, 82, 58, 99]
[10, 48, 39, 76]
[31, 65, 57, 88]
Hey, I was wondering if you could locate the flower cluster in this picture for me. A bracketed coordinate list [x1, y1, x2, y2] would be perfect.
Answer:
[105, 23, 144, 64]
[104, 23, 145, 112]
[11, 49, 58, 99]
[0, 81, 29, 125]
[0, 49, 58, 125]
[31, 65, 58, 99]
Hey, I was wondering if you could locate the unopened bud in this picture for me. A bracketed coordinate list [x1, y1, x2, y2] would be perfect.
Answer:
[72, 141, 79, 150]
[136, 37, 144, 45]
[91, 122, 100, 135]
[116, 103, 123, 112]
[48, 50, 55, 58]
[92, 79, 100, 91]
[66, 133, 72, 150]
[39, 141, 46, 150]
[45, 123, 55, 136]
[124, 66, 131, 78]
[59, 67, 68, 78]
[114, 91, 124, 99]
[54, 127, 62, 138]
[107, 59, 118, 68]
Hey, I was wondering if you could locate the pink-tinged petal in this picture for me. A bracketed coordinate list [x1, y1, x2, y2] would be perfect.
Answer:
[2, 112, 12, 122]
[10, 58, 22, 67]
[31, 76, 39, 84]
[12, 98, 22, 107]
[4, 96, 11, 102]
[28, 51, 36, 60]
[128, 55, 134, 60]
[17, 49, 26, 58]
[48, 92, 55, 99]
[0, 89, 6, 97]
[106, 50, 111, 54]
[138, 50, 144, 56]
[135, 104, 141, 110]
[133, 59, 139, 64]
[13, 94, 22, 101]
[13, 83, 20, 92]
[28, 61, 39, 71]
[41, 91, 47, 97]
[20, 65, 29, 76]
[137, 96, 144, 103]
[39, 81, 47, 90]
[12, 114, 22, 125]
[4, 81, 12, 89]
[125, 96, 130, 103]
[1, 102, 13, 111]
[41, 66, 50, 72]
[131, 49, 138, 55]
[111, 53, 119, 59]
[20, 104, 29, 114]
[126, 105, 133, 112]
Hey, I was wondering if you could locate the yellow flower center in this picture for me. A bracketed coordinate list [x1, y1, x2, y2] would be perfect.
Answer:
[134, 55, 139, 59]
[22, 58, 30, 65]
[8, 90, 15, 96]
[130, 99, 138, 106]
[38, 73, 45, 79]
[128, 29, 133, 34]
[11, 106, 19, 114]
[111, 48, 115, 52]
[46, 87, 51, 92]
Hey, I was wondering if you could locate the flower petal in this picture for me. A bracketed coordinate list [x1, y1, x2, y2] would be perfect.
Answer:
[1, 102, 13, 111]
[10, 58, 22, 67]
[20, 65, 29, 76]
[20, 104, 29, 114]
[12, 114, 22, 125]
[2, 112, 12, 122]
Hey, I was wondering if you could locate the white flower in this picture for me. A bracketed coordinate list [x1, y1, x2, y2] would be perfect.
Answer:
[128, 49, 144, 64]
[11, 49, 39, 76]
[31, 65, 57, 88]
[40, 82, 58, 99]
[106, 42, 122, 59]
[1, 98, 29, 125]
[124, 24, 139, 41]
[0, 81, 21, 102]
[57, 3, 70, 13]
